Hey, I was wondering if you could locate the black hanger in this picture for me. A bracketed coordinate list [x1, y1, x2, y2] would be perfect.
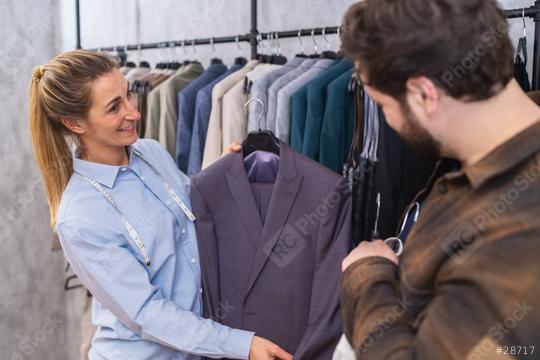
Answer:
[126, 61, 136, 68]
[320, 50, 338, 59]
[139, 61, 151, 68]
[242, 98, 280, 156]
[319, 28, 338, 59]
[235, 56, 248, 65]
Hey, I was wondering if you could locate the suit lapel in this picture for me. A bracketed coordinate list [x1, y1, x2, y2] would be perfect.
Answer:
[226, 154, 264, 248]
[243, 144, 303, 302]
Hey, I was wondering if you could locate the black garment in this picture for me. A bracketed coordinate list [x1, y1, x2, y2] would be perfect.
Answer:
[515, 37, 531, 92]
[345, 111, 436, 246]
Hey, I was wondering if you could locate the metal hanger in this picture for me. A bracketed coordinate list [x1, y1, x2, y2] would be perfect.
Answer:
[309, 28, 320, 58]
[234, 35, 247, 65]
[210, 37, 223, 64]
[242, 98, 280, 156]
[320, 27, 338, 59]
[296, 30, 307, 58]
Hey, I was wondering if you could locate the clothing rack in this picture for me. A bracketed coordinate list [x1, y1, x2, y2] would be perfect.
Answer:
[76, 0, 540, 89]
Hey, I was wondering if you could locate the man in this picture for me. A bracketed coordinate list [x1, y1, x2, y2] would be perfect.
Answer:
[339, 0, 540, 359]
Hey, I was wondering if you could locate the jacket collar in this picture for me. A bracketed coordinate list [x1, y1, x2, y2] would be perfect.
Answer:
[228, 142, 298, 180]
[464, 120, 540, 189]
[73, 145, 139, 189]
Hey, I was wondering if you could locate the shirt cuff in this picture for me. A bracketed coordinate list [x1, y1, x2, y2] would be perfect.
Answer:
[226, 329, 255, 360]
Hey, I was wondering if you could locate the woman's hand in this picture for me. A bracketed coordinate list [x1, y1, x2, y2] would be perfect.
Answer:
[249, 336, 293, 360]
[222, 142, 242, 157]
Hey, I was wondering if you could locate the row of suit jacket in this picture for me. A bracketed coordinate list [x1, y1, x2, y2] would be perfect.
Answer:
[125, 55, 359, 178]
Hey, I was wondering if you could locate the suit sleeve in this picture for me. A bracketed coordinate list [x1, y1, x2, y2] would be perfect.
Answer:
[294, 177, 353, 359]
[189, 181, 221, 322]
[57, 218, 253, 359]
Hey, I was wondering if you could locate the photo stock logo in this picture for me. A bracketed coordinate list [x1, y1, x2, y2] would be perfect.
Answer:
[263, 224, 307, 268]
[441, 221, 485, 265]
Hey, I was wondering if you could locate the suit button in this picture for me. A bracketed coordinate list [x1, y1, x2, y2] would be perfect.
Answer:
[438, 182, 448, 194]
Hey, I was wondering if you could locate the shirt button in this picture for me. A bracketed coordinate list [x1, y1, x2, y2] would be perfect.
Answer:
[200, 288, 203, 294]
[121, 168, 127, 172]
[438, 182, 448, 194]
[191, 257, 196, 263]
[166, 200, 171, 205]
[140, 176, 145, 181]
[182, 228, 186, 234]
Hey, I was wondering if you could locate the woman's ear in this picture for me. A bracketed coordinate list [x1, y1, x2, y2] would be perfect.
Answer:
[60, 117, 87, 135]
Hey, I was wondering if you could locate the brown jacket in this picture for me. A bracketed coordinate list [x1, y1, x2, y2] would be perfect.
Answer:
[341, 121, 540, 359]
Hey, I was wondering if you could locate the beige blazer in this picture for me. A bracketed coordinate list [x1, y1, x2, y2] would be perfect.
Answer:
[201, 60, 259, 170]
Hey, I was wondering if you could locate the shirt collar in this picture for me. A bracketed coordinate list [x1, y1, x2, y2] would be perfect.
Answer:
[73, 145, 138, 189]
[464, 120, 540, 189]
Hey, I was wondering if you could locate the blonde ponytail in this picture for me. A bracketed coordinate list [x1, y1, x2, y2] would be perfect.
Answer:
[28, 50, 117, 228]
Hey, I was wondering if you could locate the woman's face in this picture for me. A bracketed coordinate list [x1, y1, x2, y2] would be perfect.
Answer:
[81, 68, 140, 151]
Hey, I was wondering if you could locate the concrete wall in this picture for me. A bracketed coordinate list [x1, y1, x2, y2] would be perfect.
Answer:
[0, 0, 82, 360]
[0, 0, 536, 359]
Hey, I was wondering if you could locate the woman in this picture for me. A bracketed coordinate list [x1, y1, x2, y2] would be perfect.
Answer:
[29, 50, 291, 360]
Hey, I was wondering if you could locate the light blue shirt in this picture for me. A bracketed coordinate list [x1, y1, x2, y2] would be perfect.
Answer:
[56, 139, 253, 360]
[265, 59, 316, 136]
[248, 57, 304, 132]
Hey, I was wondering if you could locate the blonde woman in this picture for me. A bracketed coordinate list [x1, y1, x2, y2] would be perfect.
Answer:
[29, 50, 291, 360]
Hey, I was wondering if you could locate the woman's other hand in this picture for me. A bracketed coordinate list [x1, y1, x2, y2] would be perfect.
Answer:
[222, 142, 242, 157]
[249, 336, 293, 360]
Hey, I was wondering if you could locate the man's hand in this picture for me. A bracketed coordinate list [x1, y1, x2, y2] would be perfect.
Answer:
[222, 142, 242, 157]
[342, 240, 399, 272]
[249, 336, 293, 360]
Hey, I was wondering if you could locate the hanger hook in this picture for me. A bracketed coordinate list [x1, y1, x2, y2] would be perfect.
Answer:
[210, 37, 216, 54]
[236, 35, 242, 56]
[297, 30, 305, 55]
[270, 33, 277, 55]
[322, 27, 331, 51]
[275, 32, 281, 56]
[181, 40, 188, 56]
[266, 33, 273, 55]
[191, 39, 197, 56]
[244, 97, 266, 130]
[523, 8, 527, 37]
[168, 41, 177, 62]
[257, 33, 265, 52]
[311, 28, 319, 54]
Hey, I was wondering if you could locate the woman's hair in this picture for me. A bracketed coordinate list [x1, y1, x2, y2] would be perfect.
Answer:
[28, 50, 118, 228]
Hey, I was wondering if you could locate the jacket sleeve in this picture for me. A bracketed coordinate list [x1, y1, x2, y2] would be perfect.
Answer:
[340, 231, 540, 359]
[294, 177, 353, 359]
[57, 218, 253, 359]
[189, 181, 222, 322]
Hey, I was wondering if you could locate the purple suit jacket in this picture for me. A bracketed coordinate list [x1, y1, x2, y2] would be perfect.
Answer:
[190, 144, 352, 359]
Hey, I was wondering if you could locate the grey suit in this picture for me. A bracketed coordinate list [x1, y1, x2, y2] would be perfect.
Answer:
[154, 63, 204, 157]
[190, 144, 352, 359]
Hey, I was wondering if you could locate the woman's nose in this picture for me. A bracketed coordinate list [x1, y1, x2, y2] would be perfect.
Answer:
[125, 99, 141, 121]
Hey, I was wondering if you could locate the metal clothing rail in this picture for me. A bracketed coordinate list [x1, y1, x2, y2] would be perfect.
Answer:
[76, 0, 540, 89]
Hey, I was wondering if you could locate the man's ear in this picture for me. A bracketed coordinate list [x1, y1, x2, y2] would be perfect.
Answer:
[60, 117, 87, 135]
[405, 77, 441, 115]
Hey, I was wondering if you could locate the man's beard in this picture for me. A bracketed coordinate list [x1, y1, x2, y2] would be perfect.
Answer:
[398, 102, 442, 159]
